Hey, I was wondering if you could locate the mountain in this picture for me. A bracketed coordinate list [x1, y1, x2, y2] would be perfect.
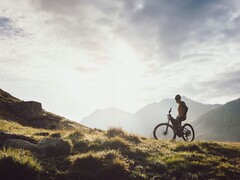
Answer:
[193, 98, 240, 141]
[81, 107, 133, 131]
[131, 96, 221, 136]
[81, 97, 221, 136]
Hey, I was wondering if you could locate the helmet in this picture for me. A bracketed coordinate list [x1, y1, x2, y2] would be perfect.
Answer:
[175, 94, 181, 101]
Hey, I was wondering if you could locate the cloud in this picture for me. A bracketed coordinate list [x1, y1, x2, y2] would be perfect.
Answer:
[0, 16, 23, 38]
[121, 0, 240, 60]
[75, 66, 98, 73]
[201, 69, 240, 97]
[1, 0, 240, 119]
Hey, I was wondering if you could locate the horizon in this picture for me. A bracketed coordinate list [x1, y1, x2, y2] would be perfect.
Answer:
[1, 0, 240, 120]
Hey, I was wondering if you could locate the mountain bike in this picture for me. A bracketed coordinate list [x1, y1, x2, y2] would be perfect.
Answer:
[153, 108, 195, 141]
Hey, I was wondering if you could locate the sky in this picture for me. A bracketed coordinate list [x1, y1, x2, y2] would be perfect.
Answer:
[1, 0, 240, 121]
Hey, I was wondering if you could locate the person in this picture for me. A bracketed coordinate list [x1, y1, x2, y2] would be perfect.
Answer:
[172, 94, 188, 137]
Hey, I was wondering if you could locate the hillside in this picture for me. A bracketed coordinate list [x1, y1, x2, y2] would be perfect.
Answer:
[0, 89, 239, 179]
[82, 97, 221, 137]
[193, 98, 240, 141]
[0, 88, 82, 130]
[1, 119, 240, 179]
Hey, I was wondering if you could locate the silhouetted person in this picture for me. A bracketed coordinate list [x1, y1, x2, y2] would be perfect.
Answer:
[171, 94, 188, 138]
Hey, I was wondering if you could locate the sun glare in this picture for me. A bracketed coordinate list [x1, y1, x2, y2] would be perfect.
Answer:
[92, 40, 145, 112]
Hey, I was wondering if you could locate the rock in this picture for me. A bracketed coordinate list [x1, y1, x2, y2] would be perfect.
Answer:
[9, 101, 43, 119]
[3, 139, 40, 153]
[37, 138, 72, 157]
[0, 131, 37, 144]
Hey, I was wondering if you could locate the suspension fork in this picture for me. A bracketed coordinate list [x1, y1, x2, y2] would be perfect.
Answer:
[165, 118, 171, 132]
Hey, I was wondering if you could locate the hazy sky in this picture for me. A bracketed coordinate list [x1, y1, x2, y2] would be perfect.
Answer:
[1, 0, 240, 121]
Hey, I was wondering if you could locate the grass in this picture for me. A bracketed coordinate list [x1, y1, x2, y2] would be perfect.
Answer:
[1, 118, 240, 179]
[0, 148, 42, 180]
[106, 127, 142, 143]
[60, 150, 130, 180]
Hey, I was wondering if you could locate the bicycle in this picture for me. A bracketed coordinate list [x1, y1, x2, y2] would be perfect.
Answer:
[153, 108, 195, 141]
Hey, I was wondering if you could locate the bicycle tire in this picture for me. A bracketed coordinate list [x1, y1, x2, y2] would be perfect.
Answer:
[153, 123, 176, 140]
[182, 123, 195, 142]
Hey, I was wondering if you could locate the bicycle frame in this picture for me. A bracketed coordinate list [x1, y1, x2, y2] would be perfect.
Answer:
[165, 108, 172, 133]
[153, 108, 195, 141]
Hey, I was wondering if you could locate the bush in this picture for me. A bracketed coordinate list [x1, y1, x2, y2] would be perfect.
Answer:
[67, 130, 85, 143]
[0, 148, 42, 180]
[106, 127, 126, 138]
[126, 134, 142, 144]
[106, 127, 142, 143]
[73, 139, 90, 153]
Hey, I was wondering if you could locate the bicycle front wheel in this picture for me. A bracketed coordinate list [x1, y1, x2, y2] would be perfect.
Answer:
[153, 123, 176, 140]
[182, 123, 195, 142]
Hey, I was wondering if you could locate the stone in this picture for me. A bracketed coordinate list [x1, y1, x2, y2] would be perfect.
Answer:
[0, 131, 37, 144]
[37, 138, 72, 157]
[3, 139, 40, 153]
[9, 101, 43, 119]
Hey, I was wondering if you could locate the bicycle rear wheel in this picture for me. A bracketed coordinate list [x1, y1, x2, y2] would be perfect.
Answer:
[153, 123, 176, 140]
[182, 123, 195, 142]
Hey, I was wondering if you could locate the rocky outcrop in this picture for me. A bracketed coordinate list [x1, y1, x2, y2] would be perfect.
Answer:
[0, 88, 82, 130]
[10, 101, 42, 119]
[0, 101, 43, 120]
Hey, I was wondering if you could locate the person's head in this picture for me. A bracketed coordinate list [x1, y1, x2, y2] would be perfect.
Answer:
[175, 94, 181, 103]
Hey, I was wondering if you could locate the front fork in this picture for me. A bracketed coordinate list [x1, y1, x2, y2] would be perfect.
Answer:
[165, 118, 171, 133]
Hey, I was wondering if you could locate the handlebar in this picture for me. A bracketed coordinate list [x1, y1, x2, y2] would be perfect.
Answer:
[168, 108, 172, 114]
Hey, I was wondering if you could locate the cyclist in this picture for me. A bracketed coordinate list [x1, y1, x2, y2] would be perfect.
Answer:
[171, 94, 188, 137]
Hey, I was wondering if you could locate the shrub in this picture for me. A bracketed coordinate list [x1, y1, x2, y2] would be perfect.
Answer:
[126, 134, 142, 144]
[67, 130, 85, 143]
[0, 148, 42, 180]
[73, 139, 90, 153]
[106, 127, 142, 144]
[106, 127, 126, 138]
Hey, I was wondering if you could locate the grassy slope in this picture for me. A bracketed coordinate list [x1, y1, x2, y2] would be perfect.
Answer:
[0, 118, 240, 180]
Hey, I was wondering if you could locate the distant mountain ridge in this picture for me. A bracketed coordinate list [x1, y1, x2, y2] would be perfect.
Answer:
[81, 107, 133, 130]
[81, 96, 221, 136]
[193, 98, 240, 141]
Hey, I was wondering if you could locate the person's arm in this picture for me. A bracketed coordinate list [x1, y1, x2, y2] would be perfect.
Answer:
[182, 102, 188, 116]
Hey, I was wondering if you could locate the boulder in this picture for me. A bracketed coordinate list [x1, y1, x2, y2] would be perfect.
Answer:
[37, 138, 72, 157]
[0, 131, 37, 144]
[3, 139, 40, 153]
